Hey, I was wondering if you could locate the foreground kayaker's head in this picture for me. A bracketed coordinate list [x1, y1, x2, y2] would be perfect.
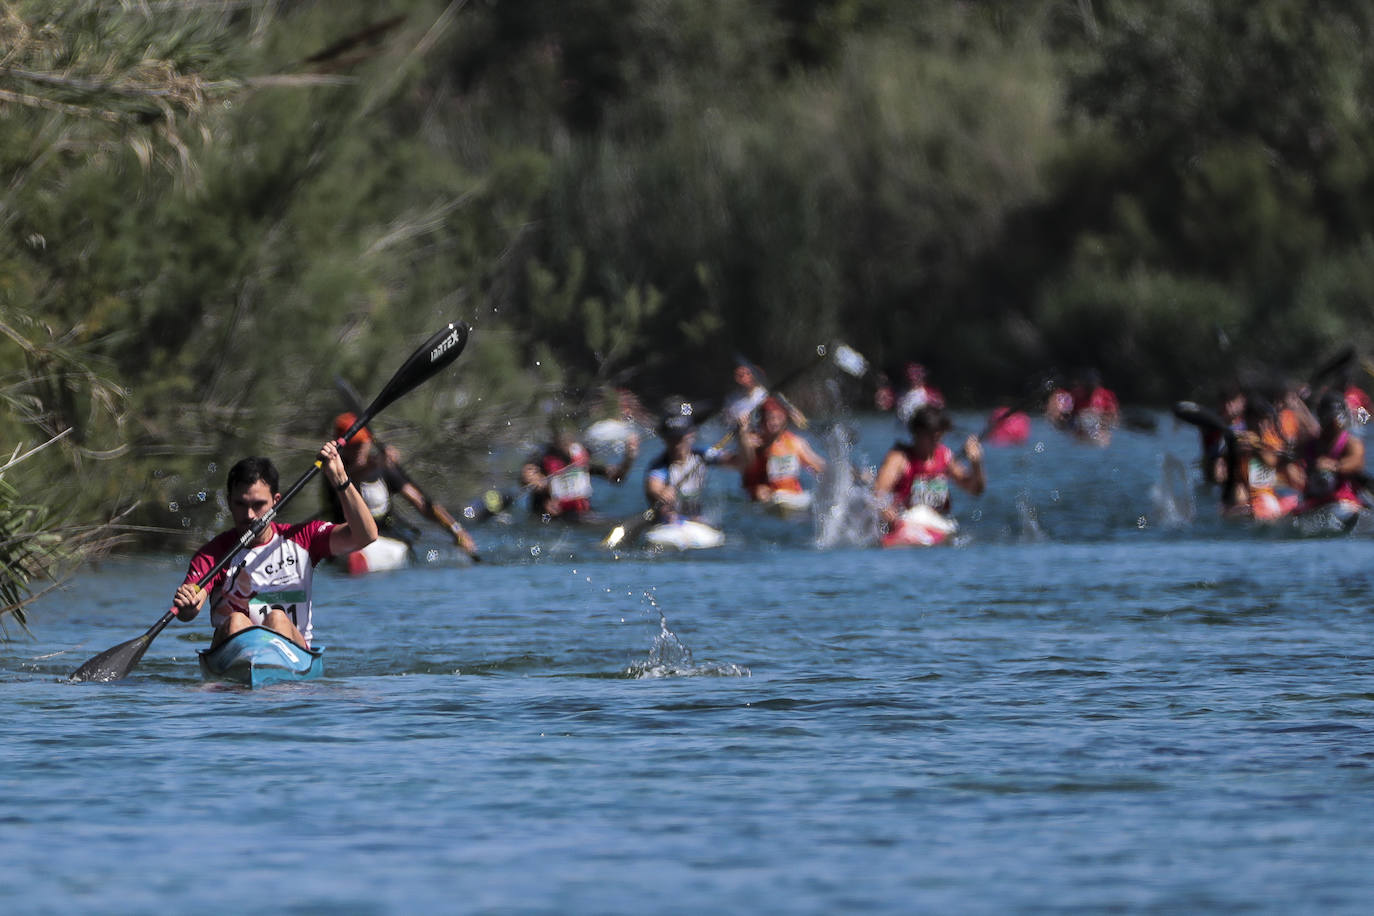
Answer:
[225, 456, 282, 536]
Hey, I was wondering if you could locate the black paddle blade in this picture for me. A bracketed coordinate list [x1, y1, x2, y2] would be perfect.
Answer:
[1121, 407, 1159, 433]
[69, 610, 178, 683]
[1172, 401, 1231, 436]
[350, 321, 470, 434]
[70, 611, 177, 682]
[69, 628, 159, 682]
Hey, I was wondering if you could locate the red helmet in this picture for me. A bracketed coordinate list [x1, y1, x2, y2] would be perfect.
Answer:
[333, 412, 372, 443]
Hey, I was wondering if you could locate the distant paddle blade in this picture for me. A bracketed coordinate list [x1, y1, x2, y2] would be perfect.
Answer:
[1311, 346, 1355, 386]
[1172, 401, 1229, 435]
[359, 321, 470, 424]
[334, 375, 366, 415]
[69, 631, 154, 682]
[832, 344, 869, 379]
[1122, 407, 1158, 433]
[604, 525, 627, 548]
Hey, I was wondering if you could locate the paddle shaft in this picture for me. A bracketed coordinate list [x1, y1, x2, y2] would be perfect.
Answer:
[709, 344, 843, 451]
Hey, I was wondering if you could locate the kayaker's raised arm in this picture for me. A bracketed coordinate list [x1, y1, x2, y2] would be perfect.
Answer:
[952, 435, 986, 496]
[322, 439, 379, 555]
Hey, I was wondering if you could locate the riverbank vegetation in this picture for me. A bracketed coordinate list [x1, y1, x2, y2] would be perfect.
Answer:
[5, 0, 1374, 614]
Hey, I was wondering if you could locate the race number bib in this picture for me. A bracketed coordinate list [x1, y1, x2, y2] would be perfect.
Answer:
[909, 476, 950, 509]
[1248, 458, 1276, 490]
[247, 589, 307, 628]
[549, 466, 593, 502]
[766, 452, 801, 483]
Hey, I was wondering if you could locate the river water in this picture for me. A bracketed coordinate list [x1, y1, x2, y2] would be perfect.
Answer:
[6, 412, 1374, 913]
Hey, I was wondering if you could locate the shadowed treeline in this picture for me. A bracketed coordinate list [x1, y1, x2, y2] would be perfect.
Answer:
[5, 0, 1374, 610]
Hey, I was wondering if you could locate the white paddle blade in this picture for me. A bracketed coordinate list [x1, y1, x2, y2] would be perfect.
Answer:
[833, 344, 869, 379]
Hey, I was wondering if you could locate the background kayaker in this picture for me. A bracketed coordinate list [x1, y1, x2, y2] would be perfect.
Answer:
[644, 404, 734, 524]
[519, 416, 638, 520]
[737, 396, 826, 503]
[171, 445, 378, 649]
[1289, 390, 1367, 519]
[1047, 369, 1120, 445]
[726, 358, 806, 429]
[325, 412, 478, 557]
[894, 361, 945, 425]
[873, 405, 986, 538]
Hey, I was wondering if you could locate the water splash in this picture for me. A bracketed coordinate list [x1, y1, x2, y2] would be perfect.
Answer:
[565, 571, 750, 678]
[814, 423, 880, 549]
[625, 612, 750, 679]
[1015, 489, 1048, 542]
[1148, 454, 1196, 528]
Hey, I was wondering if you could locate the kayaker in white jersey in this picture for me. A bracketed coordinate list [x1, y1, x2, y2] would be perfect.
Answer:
[170, 446, 378, 649]
[326, 412, 478, 557]
[644, 404, 735, 524]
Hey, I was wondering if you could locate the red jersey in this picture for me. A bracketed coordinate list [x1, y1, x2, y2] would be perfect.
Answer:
[537, 446, 594, 516]
[182, 520, 335, 645]
[893, 443, 955, 514]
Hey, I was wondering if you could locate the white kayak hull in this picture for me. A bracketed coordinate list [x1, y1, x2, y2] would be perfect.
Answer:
[881, 505, 958, 548]
[344, 536, 411, 575]
[766, 489, 813, 516]
[643, 520, 725, 550]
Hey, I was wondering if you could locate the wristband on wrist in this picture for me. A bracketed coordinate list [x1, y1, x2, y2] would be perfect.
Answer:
[334, 477, 353, 492]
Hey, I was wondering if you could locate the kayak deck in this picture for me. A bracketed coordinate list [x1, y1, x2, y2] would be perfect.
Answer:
[197, 626, 323, 688]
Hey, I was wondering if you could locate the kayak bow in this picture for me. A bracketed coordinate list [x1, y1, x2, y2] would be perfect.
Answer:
[197, 626, 323, 688]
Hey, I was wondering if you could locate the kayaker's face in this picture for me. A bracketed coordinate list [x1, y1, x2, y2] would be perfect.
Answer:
[228, 480, 281, 537]
[669, 431, 694, 457]
[761, 407, 786, 436]
[912, 427, 940, 456]
[341, 438, 371, 470]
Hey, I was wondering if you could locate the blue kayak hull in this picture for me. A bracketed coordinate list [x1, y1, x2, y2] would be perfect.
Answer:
[197, 626, 323, 688]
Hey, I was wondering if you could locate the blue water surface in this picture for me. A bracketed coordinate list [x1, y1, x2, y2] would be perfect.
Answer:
[5, 413, 1374, 913]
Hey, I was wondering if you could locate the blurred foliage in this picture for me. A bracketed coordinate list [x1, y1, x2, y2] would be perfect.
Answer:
[3, 0, 1374, 583]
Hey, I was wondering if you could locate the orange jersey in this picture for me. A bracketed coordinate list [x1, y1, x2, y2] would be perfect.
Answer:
[743, 430, 808, 495]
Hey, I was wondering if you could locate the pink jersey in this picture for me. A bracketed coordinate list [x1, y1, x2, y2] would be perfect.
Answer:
[183, 520, 336, 645]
